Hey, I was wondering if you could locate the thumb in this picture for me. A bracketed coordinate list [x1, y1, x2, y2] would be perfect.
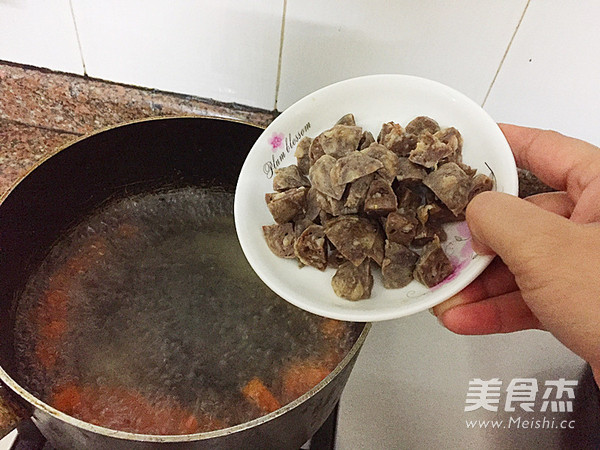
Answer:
[466, 191, 600, 368]
[466, 191, 576, 272]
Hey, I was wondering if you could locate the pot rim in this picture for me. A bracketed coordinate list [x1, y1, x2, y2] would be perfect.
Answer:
[0, 115, 372, 442]
[0, 115, 260, 206]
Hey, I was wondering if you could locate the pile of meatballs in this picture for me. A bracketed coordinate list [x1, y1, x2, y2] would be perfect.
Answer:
[262, 114, 493, 301]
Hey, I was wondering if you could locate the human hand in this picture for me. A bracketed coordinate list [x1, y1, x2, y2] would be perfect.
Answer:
[432, 124, 600, 381]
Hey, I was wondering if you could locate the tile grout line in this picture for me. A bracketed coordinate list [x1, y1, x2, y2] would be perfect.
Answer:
[68, 0, 88, 76]
[273, 0, 287, 112]
[481, 0, 531, 108]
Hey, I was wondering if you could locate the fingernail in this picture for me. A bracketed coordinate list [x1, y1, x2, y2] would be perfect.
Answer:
[429, 307, 446, 327]
[436, 312, 446, 327]
[431, 294, 464, 319]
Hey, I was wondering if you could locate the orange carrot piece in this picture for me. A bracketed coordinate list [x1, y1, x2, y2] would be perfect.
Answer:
[52, 384, 208, 435]
[47, 271, 69, 291]
[52, 383, 81, 414]
[40, 320, 67, 340]
[320, 318, 347, 340]
[35, 340, 58, 370]
[44, 289, 68, 310]
[194, 414, 227, 433]
[241, 377, 281, 414]
[281, 362, 331, 404]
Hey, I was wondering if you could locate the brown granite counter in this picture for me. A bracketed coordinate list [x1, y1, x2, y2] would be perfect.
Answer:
[0, 62, 549, 198]
[0, 62, 277, 197]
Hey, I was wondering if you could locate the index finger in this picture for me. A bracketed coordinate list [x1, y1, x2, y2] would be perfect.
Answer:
[499, 124, 600, 202]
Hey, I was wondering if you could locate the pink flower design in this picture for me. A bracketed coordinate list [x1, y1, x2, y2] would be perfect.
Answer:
[269, 132, 284, 151]
[431, 222, 473, 290]
[432, 260, 469, 290]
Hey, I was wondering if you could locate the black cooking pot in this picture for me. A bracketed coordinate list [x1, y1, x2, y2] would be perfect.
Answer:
[0, 117, 369, 449]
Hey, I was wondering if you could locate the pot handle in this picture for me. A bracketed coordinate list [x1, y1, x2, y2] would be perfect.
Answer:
[0, 381, 30, 439]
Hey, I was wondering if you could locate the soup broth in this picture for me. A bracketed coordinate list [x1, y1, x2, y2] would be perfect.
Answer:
[14, 187, 360, 435]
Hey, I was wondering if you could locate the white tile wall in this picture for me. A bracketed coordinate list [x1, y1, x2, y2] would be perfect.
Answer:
[484, 0, 600, 146]
[0, 0, 83, 74]
[70, 0, 284, 110]
[277, 0, 528, 110]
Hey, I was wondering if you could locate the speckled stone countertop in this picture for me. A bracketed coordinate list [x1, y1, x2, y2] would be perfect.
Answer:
[0, 62, 277, 197]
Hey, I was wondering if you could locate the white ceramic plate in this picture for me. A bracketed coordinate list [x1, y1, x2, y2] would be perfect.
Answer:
[234, 74, 518, 322]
